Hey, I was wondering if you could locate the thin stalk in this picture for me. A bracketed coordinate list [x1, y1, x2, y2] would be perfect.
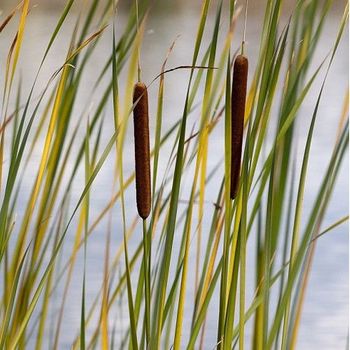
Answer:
[142, 219, 151, 346]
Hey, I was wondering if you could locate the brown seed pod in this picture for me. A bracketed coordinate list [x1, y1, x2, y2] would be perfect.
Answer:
[133, 82, 151, 219]
[230, 54, 248, 199]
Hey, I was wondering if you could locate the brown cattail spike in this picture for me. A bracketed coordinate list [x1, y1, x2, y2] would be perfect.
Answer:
[230, 54, 248, 199]
[133, 82, 151, 219]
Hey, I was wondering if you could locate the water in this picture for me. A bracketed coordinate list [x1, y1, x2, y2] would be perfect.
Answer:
[0, 2, 348, 349]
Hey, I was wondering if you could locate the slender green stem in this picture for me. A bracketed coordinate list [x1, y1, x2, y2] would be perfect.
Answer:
[142, 219, 151, 346]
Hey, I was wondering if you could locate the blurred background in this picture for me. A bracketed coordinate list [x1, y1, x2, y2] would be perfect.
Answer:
[0, 0, 348, 11]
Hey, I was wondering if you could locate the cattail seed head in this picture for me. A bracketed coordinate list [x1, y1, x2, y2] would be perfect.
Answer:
[133, 82, 151, 219]
[230, 54, 248, 199]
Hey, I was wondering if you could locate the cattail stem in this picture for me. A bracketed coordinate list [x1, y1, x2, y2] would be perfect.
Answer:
[142, 219, 151, 344]
[133, 82, 151, 219]
[230, 54, 248, 199]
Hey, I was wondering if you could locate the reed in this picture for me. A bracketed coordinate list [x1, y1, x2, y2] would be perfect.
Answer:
[133, 82, 151, 219]
[230, 54, 248, 200]
[0, 1, 347, 349]
[133, 81, 152, 347]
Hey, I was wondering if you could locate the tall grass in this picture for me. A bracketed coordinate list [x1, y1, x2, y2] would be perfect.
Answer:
[0, 0, 348, 349]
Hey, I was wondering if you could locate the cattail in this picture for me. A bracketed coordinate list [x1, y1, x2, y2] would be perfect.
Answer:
[133, 82, 151, 219]
[230, 54, 248, 199]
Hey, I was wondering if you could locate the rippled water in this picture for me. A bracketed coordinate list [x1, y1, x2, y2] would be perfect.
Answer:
[0, 2, 348, 349]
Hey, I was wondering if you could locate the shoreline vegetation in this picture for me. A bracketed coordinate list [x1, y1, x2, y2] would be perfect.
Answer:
[0, 0, 348, 349]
